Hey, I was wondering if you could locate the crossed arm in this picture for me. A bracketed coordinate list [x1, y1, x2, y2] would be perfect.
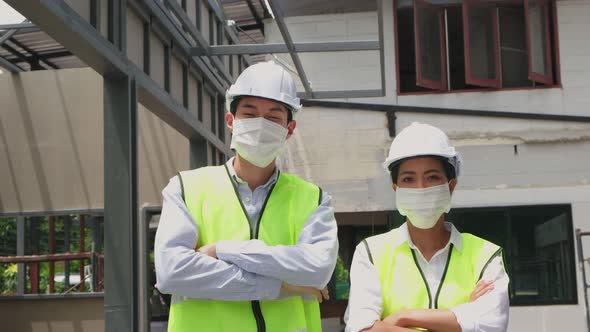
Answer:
[345, 243, 509, 332]
[154, 176, 338, 301]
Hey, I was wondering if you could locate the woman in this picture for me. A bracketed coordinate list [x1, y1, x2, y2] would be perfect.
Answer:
[344, 122, 509, 332]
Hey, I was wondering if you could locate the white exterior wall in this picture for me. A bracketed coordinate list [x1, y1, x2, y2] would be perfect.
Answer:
[269, 1, 590, 331]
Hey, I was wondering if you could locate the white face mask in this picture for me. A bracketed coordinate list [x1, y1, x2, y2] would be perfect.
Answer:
[395, 183, 452, 229]
[230, 117, 288, 168]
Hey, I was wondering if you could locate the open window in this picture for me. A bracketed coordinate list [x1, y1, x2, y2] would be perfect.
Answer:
[396, 0, 558, 94]
[463, 0, 501, 88]
[414, 0, 447, 91]
[525, 0, 553, 84]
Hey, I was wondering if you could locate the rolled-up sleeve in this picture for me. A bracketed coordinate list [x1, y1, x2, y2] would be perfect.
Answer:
[216, 191, 339, 288]
[154, 176, 282, 301]
[344, 242, 383, 332]
[450, 255, 510, 332]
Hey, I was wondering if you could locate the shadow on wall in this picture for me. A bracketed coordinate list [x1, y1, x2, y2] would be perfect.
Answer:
[0, 69, 103, 214]
[0, 297, 104, 332]
[13, 73, 54, 211]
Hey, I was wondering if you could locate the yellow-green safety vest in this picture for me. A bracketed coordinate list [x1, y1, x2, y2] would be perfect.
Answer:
[168, 165, 323, 332]
[363, 226, 503, 318]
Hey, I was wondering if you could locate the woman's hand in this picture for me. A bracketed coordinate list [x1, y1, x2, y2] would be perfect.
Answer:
[470, 280, 495, 302]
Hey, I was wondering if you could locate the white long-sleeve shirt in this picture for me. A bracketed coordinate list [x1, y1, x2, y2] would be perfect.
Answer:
[344, 222, 509, 332]
[154, 157, 339, 303]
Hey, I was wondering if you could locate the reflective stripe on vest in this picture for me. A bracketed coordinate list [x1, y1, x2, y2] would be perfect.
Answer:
[169, 165, 322, 332]
[364, 227, 502, 318]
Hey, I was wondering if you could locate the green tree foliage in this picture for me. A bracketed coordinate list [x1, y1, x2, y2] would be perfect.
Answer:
[0, 216, 99, 295]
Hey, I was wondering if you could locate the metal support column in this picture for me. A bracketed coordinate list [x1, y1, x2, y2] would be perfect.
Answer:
[576, 229, 590, 332]
[104, 74, 139, 332]
[16, 216, 25, 295]
[64, 215, 71, 289]
[266, 0, 313, 98]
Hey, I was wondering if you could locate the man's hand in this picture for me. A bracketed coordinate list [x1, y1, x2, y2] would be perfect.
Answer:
[470, 279, 495, 302]
[281, 282, 330, 303]
[197, 243, 218, 259]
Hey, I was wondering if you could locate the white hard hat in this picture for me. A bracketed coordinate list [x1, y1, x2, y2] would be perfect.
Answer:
[383, 122, 462, 177]
[225, 60, 302, 115]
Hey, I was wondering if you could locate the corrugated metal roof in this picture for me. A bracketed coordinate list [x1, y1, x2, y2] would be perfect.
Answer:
[0, 23, 85, 71]
[221, 0, 268, 63]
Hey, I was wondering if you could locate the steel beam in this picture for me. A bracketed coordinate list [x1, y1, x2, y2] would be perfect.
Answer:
[300, 99, 590, 123]
[138, 206, 159, 332]
[298, 89, 384, 99]
[0, 26, 40, 34]
[0, 209, 103, 218]
[6, 0, 231, 155]
[134, 67, 231, 155]
[0, 26, 19, 46]
[204, 0, 252, 66]
[192, 40, 381, 56]
[266, 0, 313, 97]
[238, 23, 263, 32]
[0, 22, 36, 30]
[7, 38, 60, 69]
[257, 0, 270, 18]
[143, 0, 228, 91]
[5, 0, 128, 76]
[162, 0, 234, 85]
[0, 21, 28, 72]
[377, 0, 386, 97]
[0, 252, 94, 263]
[245, 0, 264, 35]
[104, 74, 139, 332]
[0, 56, 23, 72]
[2, 42, 44, 70]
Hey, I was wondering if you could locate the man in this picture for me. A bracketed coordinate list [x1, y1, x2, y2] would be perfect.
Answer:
[155, 61, 339, 332]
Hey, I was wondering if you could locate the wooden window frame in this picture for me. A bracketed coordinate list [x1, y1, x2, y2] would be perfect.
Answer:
[394, 0, 560, 96]
[525, 0, 554, 85]
[463, 0, 502, 88]
[413, 0, 448, 91]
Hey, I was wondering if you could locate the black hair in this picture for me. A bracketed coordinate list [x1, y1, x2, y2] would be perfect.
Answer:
[230, 96, 293, 123]
[388, 155, 456, 184]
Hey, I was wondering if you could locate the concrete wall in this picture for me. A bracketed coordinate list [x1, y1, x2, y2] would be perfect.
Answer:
[266, 0, 590, 115]
[0, 297, 104, 332]
[270, 1, 590, 331]
[0, 68, 191, 214]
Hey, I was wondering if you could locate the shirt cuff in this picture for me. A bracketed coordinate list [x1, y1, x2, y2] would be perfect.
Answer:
[450, 303, 478, 332]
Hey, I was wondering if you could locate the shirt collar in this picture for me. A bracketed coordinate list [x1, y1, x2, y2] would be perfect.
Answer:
[225, 157, 279, 189]
[394, 221, 463, 252]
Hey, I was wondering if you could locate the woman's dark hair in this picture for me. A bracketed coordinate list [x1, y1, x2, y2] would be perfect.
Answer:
[388, 155, 456, 184]
[230, 96, 293, 122]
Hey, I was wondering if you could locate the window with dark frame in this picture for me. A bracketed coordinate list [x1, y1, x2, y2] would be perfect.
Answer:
[395, 0, 559, 93]
[324, 204, 576, 313]
[447, 204, 576, 305]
